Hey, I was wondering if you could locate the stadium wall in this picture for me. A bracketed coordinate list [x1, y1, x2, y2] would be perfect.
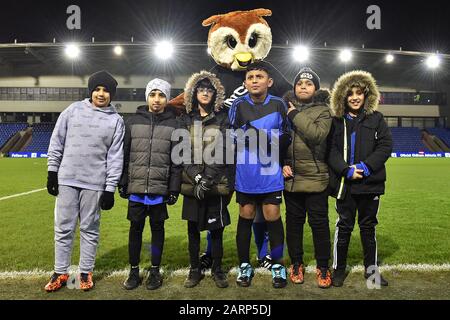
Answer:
[0, 101, 442, 116]
[440, 88, 450, 128]
[0, 101, 142, 113]
[0, 75, 190, 90]
[378, 105, 440, 117]
[0, 76, 447, 118]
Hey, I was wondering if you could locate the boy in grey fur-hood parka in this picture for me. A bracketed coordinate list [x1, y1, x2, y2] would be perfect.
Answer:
[179, 70, 232, 289]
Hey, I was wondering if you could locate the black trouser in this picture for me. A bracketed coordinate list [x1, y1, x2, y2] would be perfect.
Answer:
[188, 221, 224, 272]
[284, 190, 330, 268]
[128, 218, 165, 267]
[333, 192, 380, 270]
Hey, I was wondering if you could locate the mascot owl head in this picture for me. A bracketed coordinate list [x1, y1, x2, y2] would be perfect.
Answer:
[202, 8, 273, 71]
[168, 8, 279, 109]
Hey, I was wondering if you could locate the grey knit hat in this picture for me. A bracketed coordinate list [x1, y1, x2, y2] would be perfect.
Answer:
[145, 78, 171, 101]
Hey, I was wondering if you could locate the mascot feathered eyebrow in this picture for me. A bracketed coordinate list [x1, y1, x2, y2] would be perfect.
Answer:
[170, 8, 290, 109]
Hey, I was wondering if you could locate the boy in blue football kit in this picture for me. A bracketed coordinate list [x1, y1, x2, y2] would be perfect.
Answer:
[229, 61, 291, 288]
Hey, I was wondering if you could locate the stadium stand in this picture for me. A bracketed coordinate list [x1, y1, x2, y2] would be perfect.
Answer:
[426, 128, 450, 148]
[390, 127, 430, 153]
[22, 123, 55, 153]
[0, 123, 28, 148]
[2, 122, 448, 155]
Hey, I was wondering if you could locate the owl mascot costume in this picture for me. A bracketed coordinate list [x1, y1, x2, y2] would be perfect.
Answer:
[171, 9, 290, 269]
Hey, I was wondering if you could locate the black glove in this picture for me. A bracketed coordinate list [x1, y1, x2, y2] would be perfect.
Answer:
[118, 184, 128, 199]
[193, 174, 214, 200]
[167, 192, 179, 205]
[47, 171, 59, 196]
[100, 191, 115, 210]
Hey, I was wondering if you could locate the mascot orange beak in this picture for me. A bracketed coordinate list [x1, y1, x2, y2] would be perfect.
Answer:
[234, 52, 254, 70]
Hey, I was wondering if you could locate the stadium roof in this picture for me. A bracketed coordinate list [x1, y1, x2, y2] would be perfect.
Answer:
[0, 42, 449, 91]
[1, 0, 449, 90]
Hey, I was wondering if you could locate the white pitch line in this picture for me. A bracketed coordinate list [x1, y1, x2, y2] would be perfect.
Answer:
[0, 188, 46, 201]
[1, 263, 450, 279]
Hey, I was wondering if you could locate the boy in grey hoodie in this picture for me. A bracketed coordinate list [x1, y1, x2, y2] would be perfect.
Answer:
[45, 70, 124, 292]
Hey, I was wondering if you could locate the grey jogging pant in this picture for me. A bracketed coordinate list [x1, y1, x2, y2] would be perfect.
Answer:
[54, 185, 102, 274]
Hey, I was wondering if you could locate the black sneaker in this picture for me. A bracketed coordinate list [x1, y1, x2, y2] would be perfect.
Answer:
[364, 269, 388, 287]
[332, 268, 347, 287]
[123, 267, 141, 290]
[146, 266, 163, 290]
[200, 253, 213, 270]
[184, 267, 205, 288]
[212, 268, 229, 288]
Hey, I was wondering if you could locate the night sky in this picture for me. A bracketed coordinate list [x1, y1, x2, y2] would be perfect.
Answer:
[1, 0, 449, 53]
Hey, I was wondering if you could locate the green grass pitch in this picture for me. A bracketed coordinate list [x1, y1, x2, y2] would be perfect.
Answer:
[0, 158, 449, 272]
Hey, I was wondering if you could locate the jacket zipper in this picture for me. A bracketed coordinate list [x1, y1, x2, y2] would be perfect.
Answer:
[196, 112, 212, 177]
[337, 118, 347, 200]
[290, 105, 301, 192]
[290, 130, 296, 192]
[145, 114, 156, 194]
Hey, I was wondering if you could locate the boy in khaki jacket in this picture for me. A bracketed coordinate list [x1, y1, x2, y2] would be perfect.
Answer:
[282, 67, 332, 288]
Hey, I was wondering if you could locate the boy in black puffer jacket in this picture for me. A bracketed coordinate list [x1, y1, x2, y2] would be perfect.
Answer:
[328, 70, 392, 287]
[119, 79, 182, 291]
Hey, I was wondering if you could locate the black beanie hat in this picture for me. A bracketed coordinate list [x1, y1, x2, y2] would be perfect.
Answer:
[293, 67, 320, 90]
[88, 70, 118, 99]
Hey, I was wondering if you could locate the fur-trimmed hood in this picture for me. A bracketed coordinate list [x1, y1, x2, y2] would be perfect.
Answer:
[283, 89, 330, 109]
[330, 70, 380, 118]
[184, 70, 225, 114]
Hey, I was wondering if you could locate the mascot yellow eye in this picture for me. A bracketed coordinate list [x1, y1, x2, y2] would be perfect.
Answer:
[249, 32, 259, 48]
[226, 35, 238, 49]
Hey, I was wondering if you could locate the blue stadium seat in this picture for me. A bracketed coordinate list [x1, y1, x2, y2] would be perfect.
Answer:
[0, 123, 29, 148]
[390, 127, 430, 153]
[22, 123, 55, 153]
[426, 128, 450, 148]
